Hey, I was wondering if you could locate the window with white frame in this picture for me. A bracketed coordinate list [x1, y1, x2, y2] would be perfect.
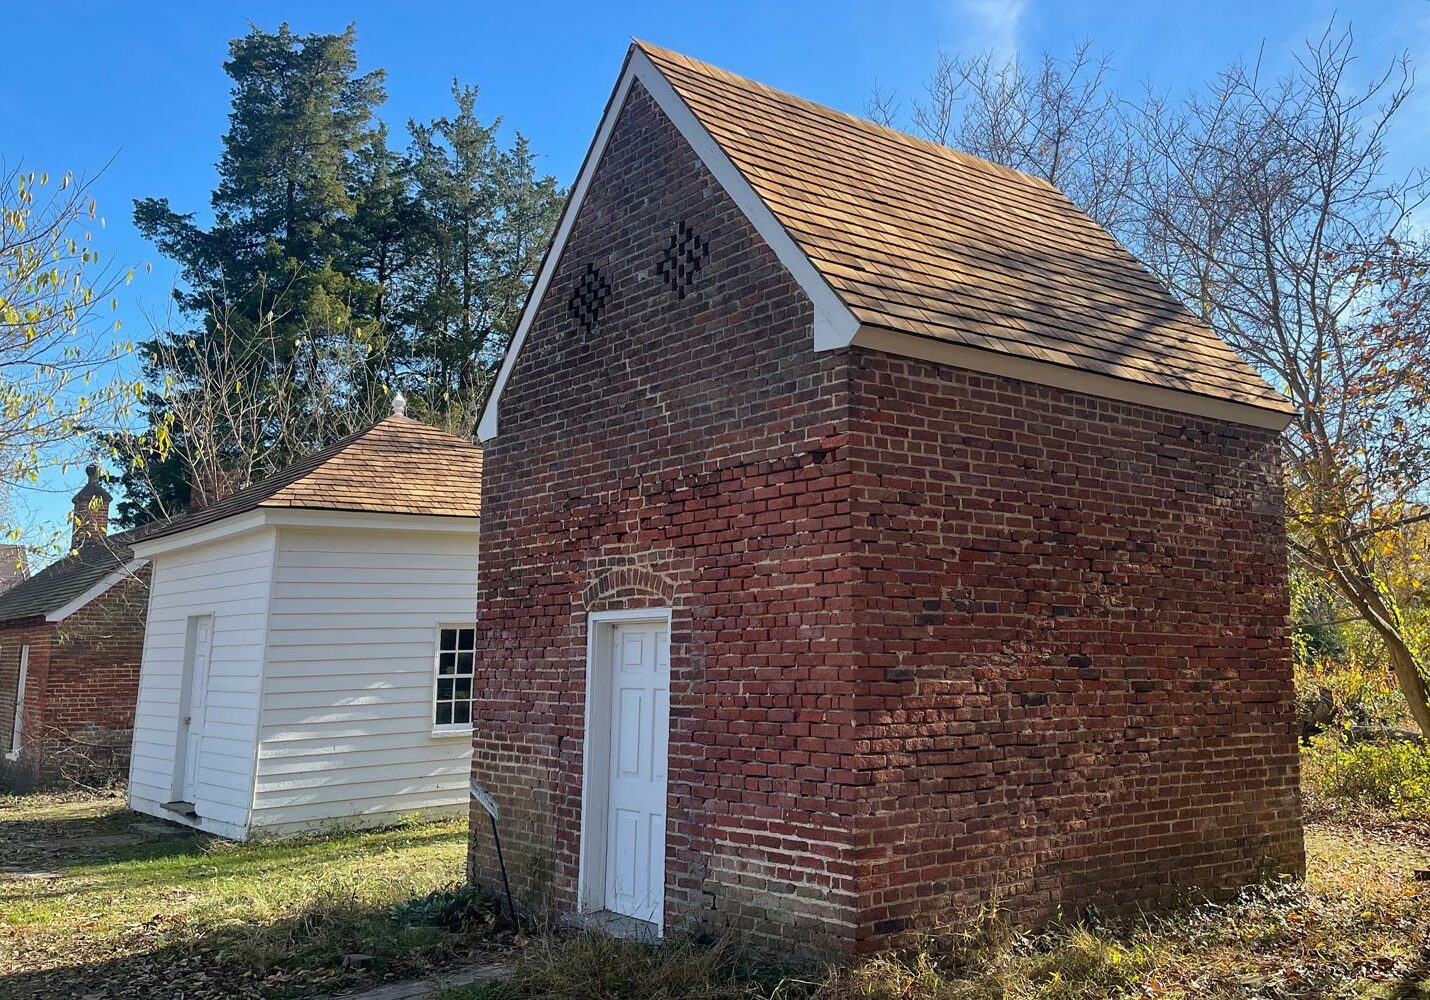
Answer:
[434, 626, 475, 729]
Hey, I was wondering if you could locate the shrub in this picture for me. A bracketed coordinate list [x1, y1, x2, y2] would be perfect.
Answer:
[1302, 733, 1430, 812]
[1294, 652, 1405, 742]
[391, 882, 501, 932]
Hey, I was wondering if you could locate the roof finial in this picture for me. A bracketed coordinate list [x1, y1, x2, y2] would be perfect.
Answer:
[391, 391, 407, 418]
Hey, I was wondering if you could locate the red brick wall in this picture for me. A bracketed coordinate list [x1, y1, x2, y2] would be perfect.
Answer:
[0, 566, 149, 789]
[471, 80, 862, 953]
[845, 354, 1303, 946]
[472, 80, 1302, 953]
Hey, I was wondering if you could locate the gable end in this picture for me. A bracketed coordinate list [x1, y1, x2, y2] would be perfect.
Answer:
[480, 44, 1294, 439]
[476, 46, 858, 442]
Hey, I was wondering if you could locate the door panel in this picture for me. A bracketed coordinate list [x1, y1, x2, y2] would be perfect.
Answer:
[617, 690, 644, 776]
[602, 621, 669, 925]
[175, 615, 213, 802]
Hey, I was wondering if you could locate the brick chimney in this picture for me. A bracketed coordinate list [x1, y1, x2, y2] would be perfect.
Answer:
[71, 464, 112, 551]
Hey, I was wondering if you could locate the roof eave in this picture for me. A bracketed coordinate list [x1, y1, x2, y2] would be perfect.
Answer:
[132, 507, 480, 560]
[44, 558, 149, 623]
[849, 325, 1295, 431]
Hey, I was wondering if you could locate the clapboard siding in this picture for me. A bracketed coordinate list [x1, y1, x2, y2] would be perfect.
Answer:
[241, 786, 471, 837]
[128, 528, 277, 838]
[250, 525, 477, 831]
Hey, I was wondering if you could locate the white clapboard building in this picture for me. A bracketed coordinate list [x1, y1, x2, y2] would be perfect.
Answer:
[127, 403, 482, 839]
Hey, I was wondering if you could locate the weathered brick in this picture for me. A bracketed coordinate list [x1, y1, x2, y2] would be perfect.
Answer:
[0, 567, 149, 790]
[469, 80, 1303, 956]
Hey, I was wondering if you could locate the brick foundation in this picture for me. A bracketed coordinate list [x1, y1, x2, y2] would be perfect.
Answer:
[469, 81, 1303, 955]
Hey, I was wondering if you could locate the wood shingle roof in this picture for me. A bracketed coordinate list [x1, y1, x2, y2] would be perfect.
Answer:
[143, 415, 483, 542]
[636, 42, 1291, 415]
[0, 533, 139, 626]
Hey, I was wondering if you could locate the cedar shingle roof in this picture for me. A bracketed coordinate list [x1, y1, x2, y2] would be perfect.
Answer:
[0, 533, 139, 626]
[143, 416, 483, 542]
[636, 42, 1291, 414]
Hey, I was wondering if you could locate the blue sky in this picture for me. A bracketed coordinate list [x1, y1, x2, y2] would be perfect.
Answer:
[2, 0, 1425, 541]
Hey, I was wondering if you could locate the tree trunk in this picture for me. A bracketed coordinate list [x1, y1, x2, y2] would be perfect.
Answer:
[1386, 637, 1430, 740]
[1326, 549, 1430, 740]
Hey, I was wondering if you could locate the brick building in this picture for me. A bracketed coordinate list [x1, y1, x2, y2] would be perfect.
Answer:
[469, 43, 1304, 954]
[0, 468, 151, 789]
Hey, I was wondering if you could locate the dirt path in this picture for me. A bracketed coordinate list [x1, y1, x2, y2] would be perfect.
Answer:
[332, 960, 509, 999]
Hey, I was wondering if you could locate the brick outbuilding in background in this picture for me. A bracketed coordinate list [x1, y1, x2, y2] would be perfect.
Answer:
[0, 469, 150, 790]
[468, 42, 1304, 955]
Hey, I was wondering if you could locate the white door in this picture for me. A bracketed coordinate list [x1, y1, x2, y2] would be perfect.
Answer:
[174, 615, 213, 802]
[8, 646, 28, 756]
[602, 621, 670, 924]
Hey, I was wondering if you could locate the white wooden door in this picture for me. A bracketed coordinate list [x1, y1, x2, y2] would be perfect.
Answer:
[8, 646, 28, 755]
[175, 615, 213, 802]
[602, 621, 670, 924]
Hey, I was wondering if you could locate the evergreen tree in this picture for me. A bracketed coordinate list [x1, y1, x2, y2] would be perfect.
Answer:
[400, 83, 561, 428]
[121, 24, 390, 520]
[116, 25, 562, 526]
[135, 24, 386, 342]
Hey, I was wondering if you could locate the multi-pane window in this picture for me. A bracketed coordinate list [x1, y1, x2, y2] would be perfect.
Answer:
[434, 626, 475, 729]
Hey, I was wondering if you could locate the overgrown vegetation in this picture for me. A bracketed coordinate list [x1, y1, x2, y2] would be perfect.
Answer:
[1303, 735, 1430, 815]
[1291, 561, 1430, 821]
[443, 824, 1430, 999]
[392, 882, 502, 933]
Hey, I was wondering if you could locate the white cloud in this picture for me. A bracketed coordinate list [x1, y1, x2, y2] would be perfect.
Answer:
[957, 0, 1027, 59]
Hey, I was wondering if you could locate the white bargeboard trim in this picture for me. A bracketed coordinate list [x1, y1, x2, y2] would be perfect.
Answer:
[46, 557, 149, 623]
[476, 46, 857, 442]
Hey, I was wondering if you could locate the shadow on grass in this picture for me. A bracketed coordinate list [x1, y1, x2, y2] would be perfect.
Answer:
[0, 825, 463, 919]
[0, 795, 203, 874]
[0, 885, 490, 1000]
[1390, 941, 1430, 1000]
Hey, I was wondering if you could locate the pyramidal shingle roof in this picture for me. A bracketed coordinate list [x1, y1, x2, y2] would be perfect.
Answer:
[632, 42, 1291, 415]
[144, 415, 483, 542]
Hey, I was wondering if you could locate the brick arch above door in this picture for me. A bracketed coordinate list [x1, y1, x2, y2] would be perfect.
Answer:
[580, 564, 677, 612]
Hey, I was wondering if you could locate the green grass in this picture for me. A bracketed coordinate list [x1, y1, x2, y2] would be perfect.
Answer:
[6, 789, 1430, 1000]
[0, 792, 493, 1000]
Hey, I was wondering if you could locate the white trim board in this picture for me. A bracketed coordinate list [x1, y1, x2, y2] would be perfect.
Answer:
[476, 45, 857, 442]
[852, 327, 1296, 432]
[475, 44, 1293, 439]
[133, 509, 480, 559]
[46, 558, 149, 623]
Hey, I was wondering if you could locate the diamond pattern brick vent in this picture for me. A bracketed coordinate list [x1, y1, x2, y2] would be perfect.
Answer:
[568, 263, 612, 334]
[658, 220, 710, 299]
